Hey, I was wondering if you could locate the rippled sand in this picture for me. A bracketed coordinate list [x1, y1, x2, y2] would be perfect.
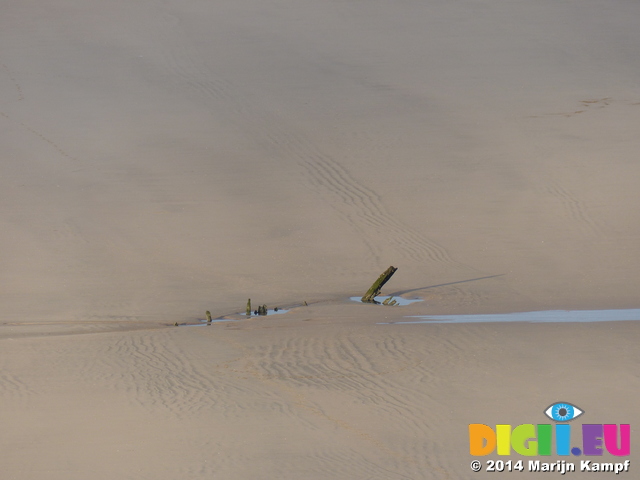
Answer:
[2, 0, 640, 477]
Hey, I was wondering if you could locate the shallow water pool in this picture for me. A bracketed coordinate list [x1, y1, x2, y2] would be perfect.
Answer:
[379, 309, 640, 324]
[350, 296, 423, 306]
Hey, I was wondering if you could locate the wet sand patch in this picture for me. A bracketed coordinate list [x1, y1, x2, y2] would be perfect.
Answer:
[383, 308, 640, 324]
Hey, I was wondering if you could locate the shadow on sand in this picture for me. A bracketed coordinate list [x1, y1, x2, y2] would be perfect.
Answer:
[389, 274, 505, 297]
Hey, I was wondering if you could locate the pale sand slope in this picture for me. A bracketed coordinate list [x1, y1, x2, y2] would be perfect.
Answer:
[2, 307, 639, 479]
[2, 0, 640, 323]
[2, 0, 640, 478]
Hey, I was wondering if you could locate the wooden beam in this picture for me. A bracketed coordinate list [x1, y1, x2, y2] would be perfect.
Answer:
[361, 266, 398, 303]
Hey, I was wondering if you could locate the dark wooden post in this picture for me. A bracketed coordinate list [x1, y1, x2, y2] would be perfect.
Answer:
[361, 266, 398, 303]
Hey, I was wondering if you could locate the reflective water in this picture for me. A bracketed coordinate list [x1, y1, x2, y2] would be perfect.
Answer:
[381, 309, 640, 324]
[350, 296, 423, 306]
[181, 308, 290, 326]
[245, 308, 290, 317]
[180, 319, 235, 327]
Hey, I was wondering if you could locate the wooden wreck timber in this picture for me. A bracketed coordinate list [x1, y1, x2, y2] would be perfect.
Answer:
[361, 266, 398, 304]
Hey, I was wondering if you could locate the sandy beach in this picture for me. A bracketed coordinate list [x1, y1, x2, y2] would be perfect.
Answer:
[2, 0, 640, 478]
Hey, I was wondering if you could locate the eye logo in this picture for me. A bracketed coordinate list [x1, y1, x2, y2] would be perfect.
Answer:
[470, 401, 630, 457]
[544, 402, 584, 422]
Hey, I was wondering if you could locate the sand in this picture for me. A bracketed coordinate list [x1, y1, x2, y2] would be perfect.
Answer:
[2, 0, 640, 478]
